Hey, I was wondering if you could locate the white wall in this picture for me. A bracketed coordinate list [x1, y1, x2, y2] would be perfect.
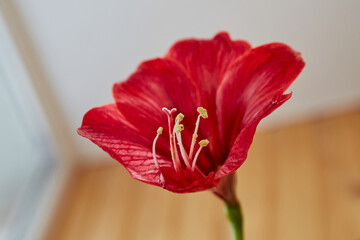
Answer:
[11, 0, 360, 158]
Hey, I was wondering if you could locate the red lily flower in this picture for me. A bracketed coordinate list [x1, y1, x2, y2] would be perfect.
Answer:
[78, 32, 305, 193]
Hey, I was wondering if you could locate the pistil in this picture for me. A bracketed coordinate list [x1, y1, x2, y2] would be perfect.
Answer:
[162, 107, 182, 173]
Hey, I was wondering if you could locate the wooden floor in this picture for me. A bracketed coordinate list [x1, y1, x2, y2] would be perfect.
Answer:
[46, 110, 360, 240]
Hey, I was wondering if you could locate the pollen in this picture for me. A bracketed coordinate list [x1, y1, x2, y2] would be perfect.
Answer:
[157, 127, 163, 135]
[197, 107, 208, 118]
[199, 139, 209, 147]
[174, 124, 184, 133]
[175, 113, 184, 123]
[192, 133, 198, 143]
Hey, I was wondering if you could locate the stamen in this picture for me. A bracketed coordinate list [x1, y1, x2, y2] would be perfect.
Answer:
[191, 139, 209, 171]
[173, 112, 191, 169]
[152, 127, 163, 169]
[157, 127, 163, 135]
[175, 132, 192, 169]
[192, 133, 198, 143]
[174, 124, 184, 133]
[175, 113, 184, 123]
[199, 139, 209, 147]
[189, 107, 208, 159]
[197, 107, 208, 118]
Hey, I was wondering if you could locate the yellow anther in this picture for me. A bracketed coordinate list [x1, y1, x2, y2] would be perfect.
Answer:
[199, 139, 209, 147]
[197, 107, 208, 118]
[157, 127, 163, 135]
[175, 113, 184, 123]
[174, 124, 184, 133]
[192, 133, 198, 143]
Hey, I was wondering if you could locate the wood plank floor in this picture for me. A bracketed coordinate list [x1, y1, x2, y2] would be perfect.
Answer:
[46, 110, 360, 240]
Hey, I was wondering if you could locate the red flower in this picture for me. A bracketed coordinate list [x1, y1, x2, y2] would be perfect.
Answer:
[78, 32, 305, 193]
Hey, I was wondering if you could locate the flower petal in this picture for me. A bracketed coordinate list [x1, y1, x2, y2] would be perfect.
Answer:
[215, 93, 292, 178]
[78, 103, 172, 185]
[216, 43, 305, 156]
[113, 58, 201, 160]
[165, 32, 251, 88]
[160, 168, 218, 193]
[165, 32, 252, 163]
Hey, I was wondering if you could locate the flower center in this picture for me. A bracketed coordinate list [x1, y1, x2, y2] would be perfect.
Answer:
[152, 107, 209, 177]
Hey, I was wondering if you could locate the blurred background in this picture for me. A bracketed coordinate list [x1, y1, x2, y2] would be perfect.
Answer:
[0, 0, 359, 239]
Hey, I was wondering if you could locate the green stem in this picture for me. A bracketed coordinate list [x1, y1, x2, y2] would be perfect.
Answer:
[212, 172, 243, 239]
[225, 201, 243, 240]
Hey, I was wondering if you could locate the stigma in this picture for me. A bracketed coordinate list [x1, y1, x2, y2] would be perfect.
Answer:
[152, 107, 209, 176]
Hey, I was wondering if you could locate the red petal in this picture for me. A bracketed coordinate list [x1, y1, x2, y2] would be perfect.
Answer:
[113, 58, 200, 160]
[165, 32, 251, 88]
[78, 104, 172, 185]
[216, 43, 305, 156]
[160, 168, 218, 193]
[216, 93, 292, 178]
[165, 32, 251, 164]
